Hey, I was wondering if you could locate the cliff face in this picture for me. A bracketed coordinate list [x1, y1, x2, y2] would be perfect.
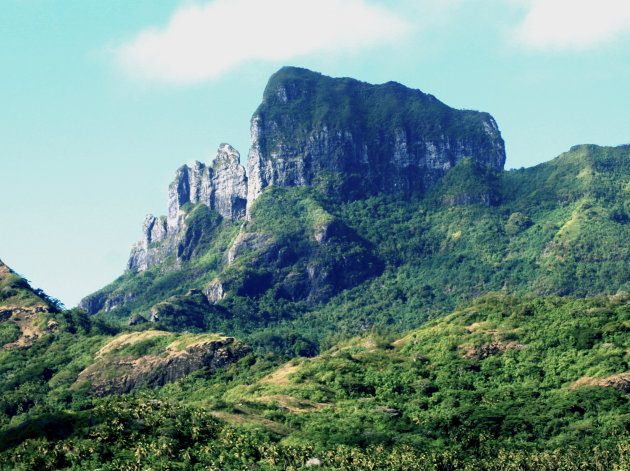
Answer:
[122, 69, 506, 272]
[246, 67, 505, 213]
[127, 144, 246, 272]
[168, 143, 247, 223]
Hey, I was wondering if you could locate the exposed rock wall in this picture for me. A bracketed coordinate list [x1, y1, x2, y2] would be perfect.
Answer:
[246, 67, 506, 214]
[127, 144, 246, 272]
[80, 146, 246, 313]
[168, 143, 247, 224]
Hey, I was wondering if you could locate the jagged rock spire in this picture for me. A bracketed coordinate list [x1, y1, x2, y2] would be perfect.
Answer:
[127, 144, 247, 272]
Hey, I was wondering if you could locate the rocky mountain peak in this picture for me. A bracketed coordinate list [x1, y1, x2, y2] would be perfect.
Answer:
[213, 143, 241, 168]
[81, 67, 509, 314]
[167, 143, 247, 225]
[126, 144, 247, 273]
[246, 67, 506, 214]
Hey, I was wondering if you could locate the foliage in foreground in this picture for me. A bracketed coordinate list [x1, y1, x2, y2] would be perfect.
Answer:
[2, 294, 629, 469]
[1, 396, 629, 470]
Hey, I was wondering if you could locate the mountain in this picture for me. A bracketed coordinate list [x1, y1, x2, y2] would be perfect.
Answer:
[72, 67, 513, 350]
[79, 106, 630, 352]
[78, 68, 630, 356]
[2, 67, 630, 469]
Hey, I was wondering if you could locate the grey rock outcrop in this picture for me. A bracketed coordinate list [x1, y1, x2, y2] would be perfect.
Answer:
[169, 143, 247, 223]
[224, 232, 275, 266]
[80, 145, 246, 314]
[126, 215, 173, 272]
[246, 67, 506, 214]
[127, 143, 246, 272]
[103, 292, 136, 312]
[79, 290, 138, 315]
[205, 278, 226, 303]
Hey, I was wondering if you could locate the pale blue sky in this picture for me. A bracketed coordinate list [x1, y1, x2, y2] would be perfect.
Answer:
[1, 0, 629, 306]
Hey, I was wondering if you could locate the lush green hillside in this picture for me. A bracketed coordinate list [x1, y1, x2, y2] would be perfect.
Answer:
[314, 144, 630, 332]
[82, 144, 630, 358]
[0, 260, 63, 348]
[2, 293, 629, 469]
[215, 293, 630, 452]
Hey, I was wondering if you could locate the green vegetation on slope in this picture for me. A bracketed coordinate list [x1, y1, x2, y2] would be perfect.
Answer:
[85, 203, 242, 321]
[81, 144, 630, 358]
[259, 66, 503, 148]
[0, 260, 59, 310]
[207, 294, 630, 452]
[0, 260, 63, 348]
[1, 294, 630, 469]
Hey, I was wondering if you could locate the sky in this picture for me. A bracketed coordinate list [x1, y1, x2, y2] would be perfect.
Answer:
[1, 0, 629, 307]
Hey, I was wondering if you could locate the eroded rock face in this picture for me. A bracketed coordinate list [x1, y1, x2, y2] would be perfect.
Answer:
[224, 232, 275, 266]
[79, 290, 138, 315]
[127, 144, 246, 273]
[169, 143, 247, 223]
[246, 67, 506, 215]
[75, 333, 251, 397]
[205, 278, 226, 303]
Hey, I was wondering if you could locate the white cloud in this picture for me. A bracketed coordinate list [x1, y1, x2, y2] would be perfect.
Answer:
[115, 0, 411, 84]
[515, 0, 630, 50]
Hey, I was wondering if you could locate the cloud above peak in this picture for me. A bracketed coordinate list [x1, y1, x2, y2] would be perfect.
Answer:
[115, 0, 411, 84]
[515, 0, 630, 50]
